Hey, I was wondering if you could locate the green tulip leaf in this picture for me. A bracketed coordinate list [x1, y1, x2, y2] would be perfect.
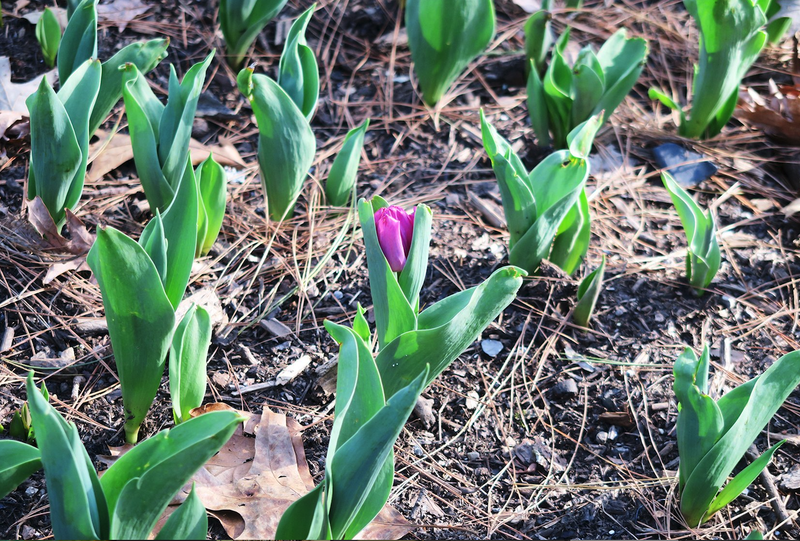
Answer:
[102, 410, 243, 539]
[220, 0, 288, 69]
[239, 68, 316, 221]
[154, 484, 208, 540]
[278, 5, 319, 120]
[169, 305, 211, 424]
[0, 440, 42, 500]
[195, 154, 228, 256]
[58, 0, 97, 84]
[25, 372, 108, 540]
[87, 227, 175, 444]
[573, 254, 605, 327]
[36, 8, 61, 68]
[405, 0, 495, 106]
[376, 266, 524, 398]
[325, 118, 369, 207]
[89, 38, 169, 136]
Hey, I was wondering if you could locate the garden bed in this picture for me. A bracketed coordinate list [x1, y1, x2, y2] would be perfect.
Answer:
[2, 0, 800, 539]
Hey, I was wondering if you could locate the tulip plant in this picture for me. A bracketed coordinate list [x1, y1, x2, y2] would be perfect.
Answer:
[674, 346, 800, 526]
[481, 111, 600, 276]
[27, 58, 100, 231]
[649, 0, 770, 139]
[405, 0, 495, 106]
[36, 7, 61, 68]
[219, 0, 288, 69]
[276, 199, 523, 538]
[122, 51, 214, 212]
[662, 172, 720, 295]
[88, 162, 211, 443]
[325, 119, 369, 207]
[0, 373, 242, 539]
[237, 65, 315, 221]
[527, 27, 647, 149]
[27, 0, 168, 230]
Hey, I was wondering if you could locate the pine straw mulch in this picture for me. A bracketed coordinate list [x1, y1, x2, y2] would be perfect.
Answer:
[3, 0, 800, 539]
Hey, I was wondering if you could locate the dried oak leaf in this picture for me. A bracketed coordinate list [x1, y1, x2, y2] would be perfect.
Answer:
[736, 82, 800, 146]
[87, 130, 246, 182]
[165, 405, 414, 540]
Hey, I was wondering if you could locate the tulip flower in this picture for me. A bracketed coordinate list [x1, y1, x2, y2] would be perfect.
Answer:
[374, 206, 415, 272]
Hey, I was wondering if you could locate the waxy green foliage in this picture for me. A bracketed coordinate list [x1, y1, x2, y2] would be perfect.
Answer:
[195, 154, 228, 257]
[87, 226, 176, 444]
[169, 304, 212, 424]
[88, 162, 203, 443]
[524, 0, 553, 76]
[528, 27, 647, 148]
[58, 0, 97, 84]
[278, 204, 523, 538]
[765, 0, 791, 45]
[405, 0, 495, 106]
[57, 0, 170, 134]
[662, 172, 720, 295]
[26, 0, 167, 230]
[326, 119, 369, 207]
[574, 255, 605, 328]
[36, 7, 61, 68]
[649, 0, 769, 139]
[278, 5, 319, 121]
[21, 371, 242, 539]
[674, 346, 800, 526]
[481, 111, 593, 276]
[0, 440, 42, 500]
[359, 197, 524, 396]
[277, 321, 428, 540]
[219, 0, 288, 69]
[27, 58, 101, 231]
[238, 65, 316, 221]
[122, 51, 214, 212]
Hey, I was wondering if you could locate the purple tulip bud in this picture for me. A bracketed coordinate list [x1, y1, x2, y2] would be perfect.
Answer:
[374, 205, 415, 272]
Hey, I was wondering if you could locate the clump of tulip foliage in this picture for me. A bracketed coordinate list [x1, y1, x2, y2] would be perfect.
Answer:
[276, 199, 524, 539]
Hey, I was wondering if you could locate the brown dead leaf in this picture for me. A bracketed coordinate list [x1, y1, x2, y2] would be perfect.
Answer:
[164, 406, 414, 540]
[736, 83, 800, 146]
[96, 0, 152, 32]
[28, 197, 94, 255]
[87, 131, 246, 182]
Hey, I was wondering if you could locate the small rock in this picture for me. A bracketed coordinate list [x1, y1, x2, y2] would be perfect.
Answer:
[25, 486, 37, 496]
[465, 390, 480, 410]
[260, 318, 292, 338]
[551, 378, 579, 399]
[654, 312, 665, 323]
[332, 290, 344, 300]
[413, 445, 424, 457]
[652, 142, 718, 188]
[480, 339, 503, 357]
[608, 425, 619, 441]
[21, 525, 37, 540]
[413, 396, 435, 428]
[107, 388, 122, 401]
[467, 451, 480, 461]
[780, 464, 800, 490]
[596, 431, 609, 444]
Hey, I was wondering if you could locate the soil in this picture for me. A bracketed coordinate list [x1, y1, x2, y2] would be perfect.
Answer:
[3, 0, 800, 539]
